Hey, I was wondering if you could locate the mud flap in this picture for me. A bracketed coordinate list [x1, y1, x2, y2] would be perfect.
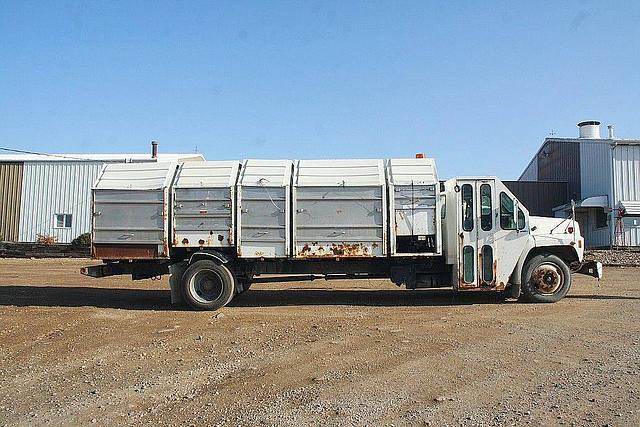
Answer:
[168, 261, 187, 304]
[576, 261, 603, 280]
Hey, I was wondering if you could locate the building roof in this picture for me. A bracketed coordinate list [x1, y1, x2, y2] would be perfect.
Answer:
[0, 152, 205, 162]
[518, 136, 640, 180]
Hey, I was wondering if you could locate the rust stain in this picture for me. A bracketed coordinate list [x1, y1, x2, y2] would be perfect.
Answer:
[162, 237, 169, 257]
[94, 244, 158, 259]
[492, 260, 498, 286]
[297, 242, 375, 258]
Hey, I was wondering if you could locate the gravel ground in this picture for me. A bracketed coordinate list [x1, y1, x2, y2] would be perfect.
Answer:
[585, 249, 640, 267]
[0, 258, 639, 426]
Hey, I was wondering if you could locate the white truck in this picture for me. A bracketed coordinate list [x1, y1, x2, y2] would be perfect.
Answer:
[81, 157, 602, 310]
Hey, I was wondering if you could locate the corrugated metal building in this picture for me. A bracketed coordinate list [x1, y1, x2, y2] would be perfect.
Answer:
[503, 181, 568, 217]
[0, 162, 23, 242]
[518, 121, 640, 248]
[0, 149, 204, 244]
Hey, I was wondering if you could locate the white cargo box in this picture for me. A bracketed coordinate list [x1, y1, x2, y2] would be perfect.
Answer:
[237, 159, 293, 258]
[387, 158, 441, 256]
[92, 162, 178, 259]
[293, 159, 387, 258]
[172, 161, 241, 249]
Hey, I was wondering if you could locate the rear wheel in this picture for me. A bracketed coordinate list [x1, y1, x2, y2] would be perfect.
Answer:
[521, 254, 572, 303]
[181, 260, 235, 310]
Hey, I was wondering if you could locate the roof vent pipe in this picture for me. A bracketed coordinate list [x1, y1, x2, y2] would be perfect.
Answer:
[577, 120, 601, 139]
[151, 140, 158, 158]
[607, 125, 615, 139]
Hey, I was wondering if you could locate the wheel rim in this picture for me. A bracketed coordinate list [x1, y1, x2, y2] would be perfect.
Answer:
[189, 269, 224, 304]
[531, 262, 564, 294]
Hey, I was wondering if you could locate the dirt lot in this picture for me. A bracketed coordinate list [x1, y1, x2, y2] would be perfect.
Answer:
[0, 259, 638, 426]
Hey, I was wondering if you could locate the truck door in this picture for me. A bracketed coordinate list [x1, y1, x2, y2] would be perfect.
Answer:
[456, 179, 529, 290]
[456, 179, 496, 289]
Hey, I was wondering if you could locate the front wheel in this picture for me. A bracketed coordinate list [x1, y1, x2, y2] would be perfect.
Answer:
[181, 260, 236, 310]
[520, 254, 572, 303]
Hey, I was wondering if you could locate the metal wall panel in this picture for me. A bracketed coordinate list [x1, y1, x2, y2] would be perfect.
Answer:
[237, 160, 292, 258]
[579, 141, 612, 200]
[0, 162, 23, 241]
[293, 159, 387, 258]
[518, 157, 538, 181]
[387, 158, 441, 256]
[294, 186, 385, 257]
[172, 161, 240, 248]
[537, 140, 581, 201]
[503, 181, 568, 217]
[92, 162, 177, 258]
[19, 161, 104, 243]
[612, 144, 640, 246]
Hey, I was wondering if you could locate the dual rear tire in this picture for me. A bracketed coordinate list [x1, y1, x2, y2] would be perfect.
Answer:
[181, 260, 236, 310]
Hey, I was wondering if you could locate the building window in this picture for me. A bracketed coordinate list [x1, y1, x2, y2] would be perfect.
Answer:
[596, 209, 608, 229]
[54, 214, 72, 229]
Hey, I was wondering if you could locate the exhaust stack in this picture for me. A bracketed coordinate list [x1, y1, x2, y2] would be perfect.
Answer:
[151, 140, 158, 159]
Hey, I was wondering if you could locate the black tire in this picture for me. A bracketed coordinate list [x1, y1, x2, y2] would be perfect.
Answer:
[181, 260, 236, 310]
[520, 254, 572, 303]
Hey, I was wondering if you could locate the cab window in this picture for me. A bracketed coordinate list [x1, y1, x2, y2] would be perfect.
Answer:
[480, 184, 492, 231]
[462, 184, 473, 231]
[500, 192, 516, 230]
[517, 209, 526, 230]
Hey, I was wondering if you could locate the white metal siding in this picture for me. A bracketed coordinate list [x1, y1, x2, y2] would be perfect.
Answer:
[613, 144, 640, 246]
[579, 141, 612, 200]
[518, 157, 538, 181]
[19, 161, 104, 243]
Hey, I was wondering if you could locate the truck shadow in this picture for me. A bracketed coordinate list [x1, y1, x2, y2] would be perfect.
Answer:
[0, 285, 513, 310]
[4, 285, 634, 310]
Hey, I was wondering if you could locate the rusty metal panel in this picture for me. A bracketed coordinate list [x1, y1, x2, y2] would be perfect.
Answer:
[93, 244, 158, 259]
[0, 162, 23, 242]
[92, 162, 177, 259]
[293, 159, 386, 258]
[172, 161, 240, 248]
[237, 160, 292, 258]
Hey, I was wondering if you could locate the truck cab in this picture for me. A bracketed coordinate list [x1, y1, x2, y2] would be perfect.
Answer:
[443, 177, 601, 302]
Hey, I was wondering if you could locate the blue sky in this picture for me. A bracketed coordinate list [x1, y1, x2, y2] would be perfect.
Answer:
[1, 1, 639, 179]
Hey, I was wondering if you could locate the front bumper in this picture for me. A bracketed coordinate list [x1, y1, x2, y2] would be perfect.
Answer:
[576, 261, 603, 280]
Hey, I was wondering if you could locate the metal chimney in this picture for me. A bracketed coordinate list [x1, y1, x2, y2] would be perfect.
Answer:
[151, 140, 158, 159]
[577, 120, 601, 139]
[607, 124, 615, 139]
